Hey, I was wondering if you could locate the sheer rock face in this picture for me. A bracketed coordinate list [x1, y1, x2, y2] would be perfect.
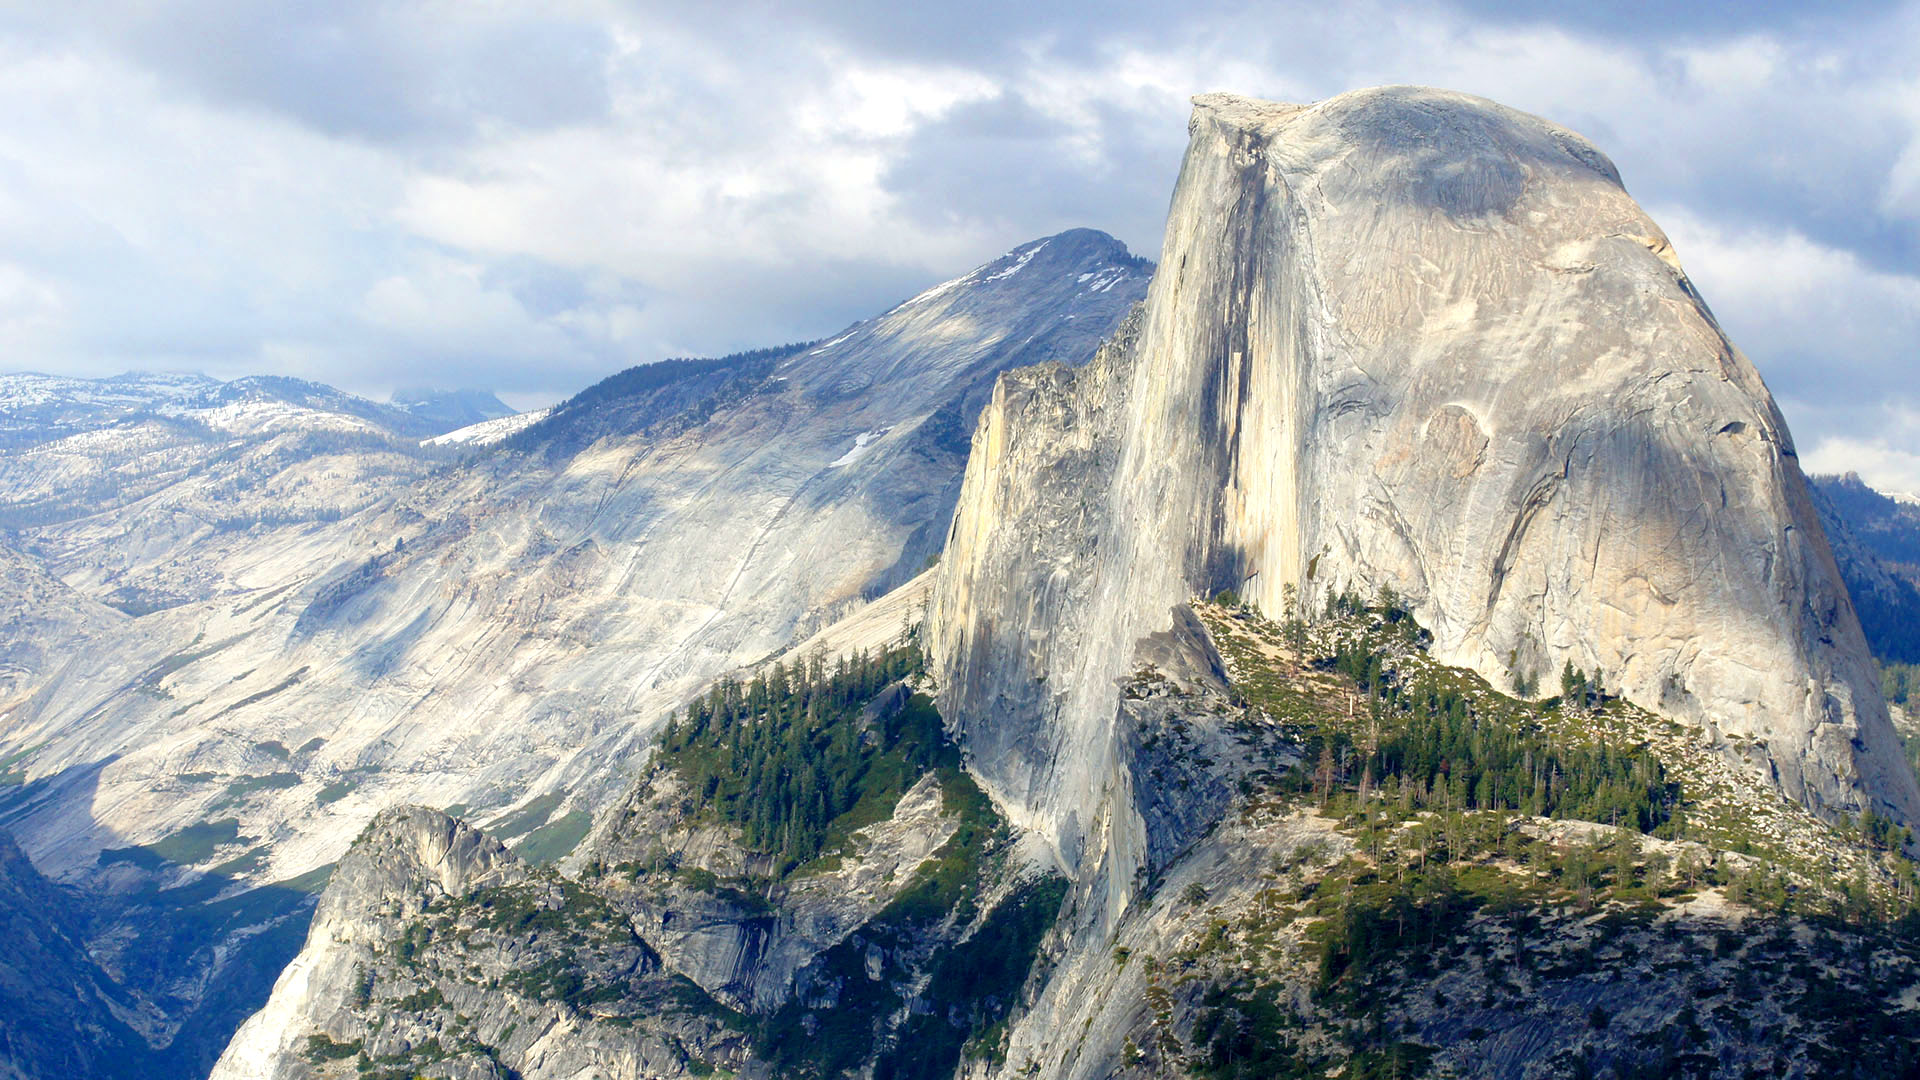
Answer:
[210, 808, 527, 1080]
[931, 87, 1918, 900]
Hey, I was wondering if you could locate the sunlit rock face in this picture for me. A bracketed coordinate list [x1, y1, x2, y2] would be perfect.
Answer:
[0, 228, 1149, 889]
[931, 87, 1918, 904]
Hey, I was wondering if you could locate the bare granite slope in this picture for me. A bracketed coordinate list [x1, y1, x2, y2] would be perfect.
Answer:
[0, 229, 1146, 887]
[930, 88, 1919, 912]
[0, 231, 1146, 1077]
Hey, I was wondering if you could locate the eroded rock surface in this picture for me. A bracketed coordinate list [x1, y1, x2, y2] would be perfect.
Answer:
[931, 89, 1919, 906]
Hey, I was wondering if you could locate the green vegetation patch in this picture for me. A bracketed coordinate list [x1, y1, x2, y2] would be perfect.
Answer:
[898, 874, 1071, 1075]
[100, 818, 244, 868]
[655, 638, 939, 877]
[513, 810, 593, 866]
[878, 769, 1001, 925]
[1888, 661, 1918, 707]
[1176, 594, 1920, 1078]
[0, 743, 42, 786]
[1218, 594, 1678, 836]
[315, 766, 380, 806]
[221, 772, 302, 802]
[1887, 661, 1920, 778]
[302, 1033, 362, 1062]
[210, 846, 269, 877]
[315, 779, 356, 804]
[488, 791, 563, 844]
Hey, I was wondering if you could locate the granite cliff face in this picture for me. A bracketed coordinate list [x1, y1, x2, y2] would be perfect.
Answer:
[930, 89, 1920, 903]
[205, 88, 1920, 1080]
[210, 808, 528, 1080]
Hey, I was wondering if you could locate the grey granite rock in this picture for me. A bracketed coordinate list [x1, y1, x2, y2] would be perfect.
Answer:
[0, 229, 1148, 889]
[930, 88, 1920, 914]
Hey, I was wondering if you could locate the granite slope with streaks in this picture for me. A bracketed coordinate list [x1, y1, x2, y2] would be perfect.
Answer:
[0, 231, 1146, 1076]
[0, 229, 1146, 887]
[930, 88, 1919, 915]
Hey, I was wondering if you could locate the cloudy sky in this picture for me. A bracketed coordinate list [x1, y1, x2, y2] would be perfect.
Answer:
[1, 1, 1917, 488]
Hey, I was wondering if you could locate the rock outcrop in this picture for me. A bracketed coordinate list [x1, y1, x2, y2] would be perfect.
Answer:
[930, 88, 1920, 910]
[210, 807, 530, 1080]
[209, 660, 1063, 1080]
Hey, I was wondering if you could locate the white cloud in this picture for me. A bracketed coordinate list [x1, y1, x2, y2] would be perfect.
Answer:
[0, 262, 66, 345]
[1802, 424, 1920, 497]
[0, 0, 1913, 437]
[1651, 206, 1920, 404]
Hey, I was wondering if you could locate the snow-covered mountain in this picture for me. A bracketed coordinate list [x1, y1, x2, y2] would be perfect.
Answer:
[420, 408, 550, 448]
[0, 374, 449, 615]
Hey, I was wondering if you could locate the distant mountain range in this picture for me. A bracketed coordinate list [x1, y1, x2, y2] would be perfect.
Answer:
[0, 372, 518, 450]
[1810, 472, 1920, 664]
[389, 387, 516, 434]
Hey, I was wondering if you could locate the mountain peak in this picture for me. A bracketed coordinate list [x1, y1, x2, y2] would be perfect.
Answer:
[1193, 85, 1624, 196]
[930, 82, 1917, 889]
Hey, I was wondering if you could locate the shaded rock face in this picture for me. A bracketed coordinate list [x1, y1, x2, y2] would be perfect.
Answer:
[931, 87, 1918, 900]
[1809, 472, 1920, 665]
[0, 831, 151, 1080]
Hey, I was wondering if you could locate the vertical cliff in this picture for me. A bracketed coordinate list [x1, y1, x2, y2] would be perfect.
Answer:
[929, 87, 1920, 908]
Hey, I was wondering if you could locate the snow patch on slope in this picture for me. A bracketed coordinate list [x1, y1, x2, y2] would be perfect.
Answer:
[810, 330, 859, 355]
[422, 409, 550, 447]
[982, 241, 1048, 283]
[828, 428, 892, 468]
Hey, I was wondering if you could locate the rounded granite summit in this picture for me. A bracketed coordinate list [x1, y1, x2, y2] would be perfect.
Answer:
[932, 84, 1919, 889]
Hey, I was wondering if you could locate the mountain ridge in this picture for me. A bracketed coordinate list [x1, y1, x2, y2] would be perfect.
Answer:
[199, 89, 1920, 1080]
[0, 228, 1151, 1080]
